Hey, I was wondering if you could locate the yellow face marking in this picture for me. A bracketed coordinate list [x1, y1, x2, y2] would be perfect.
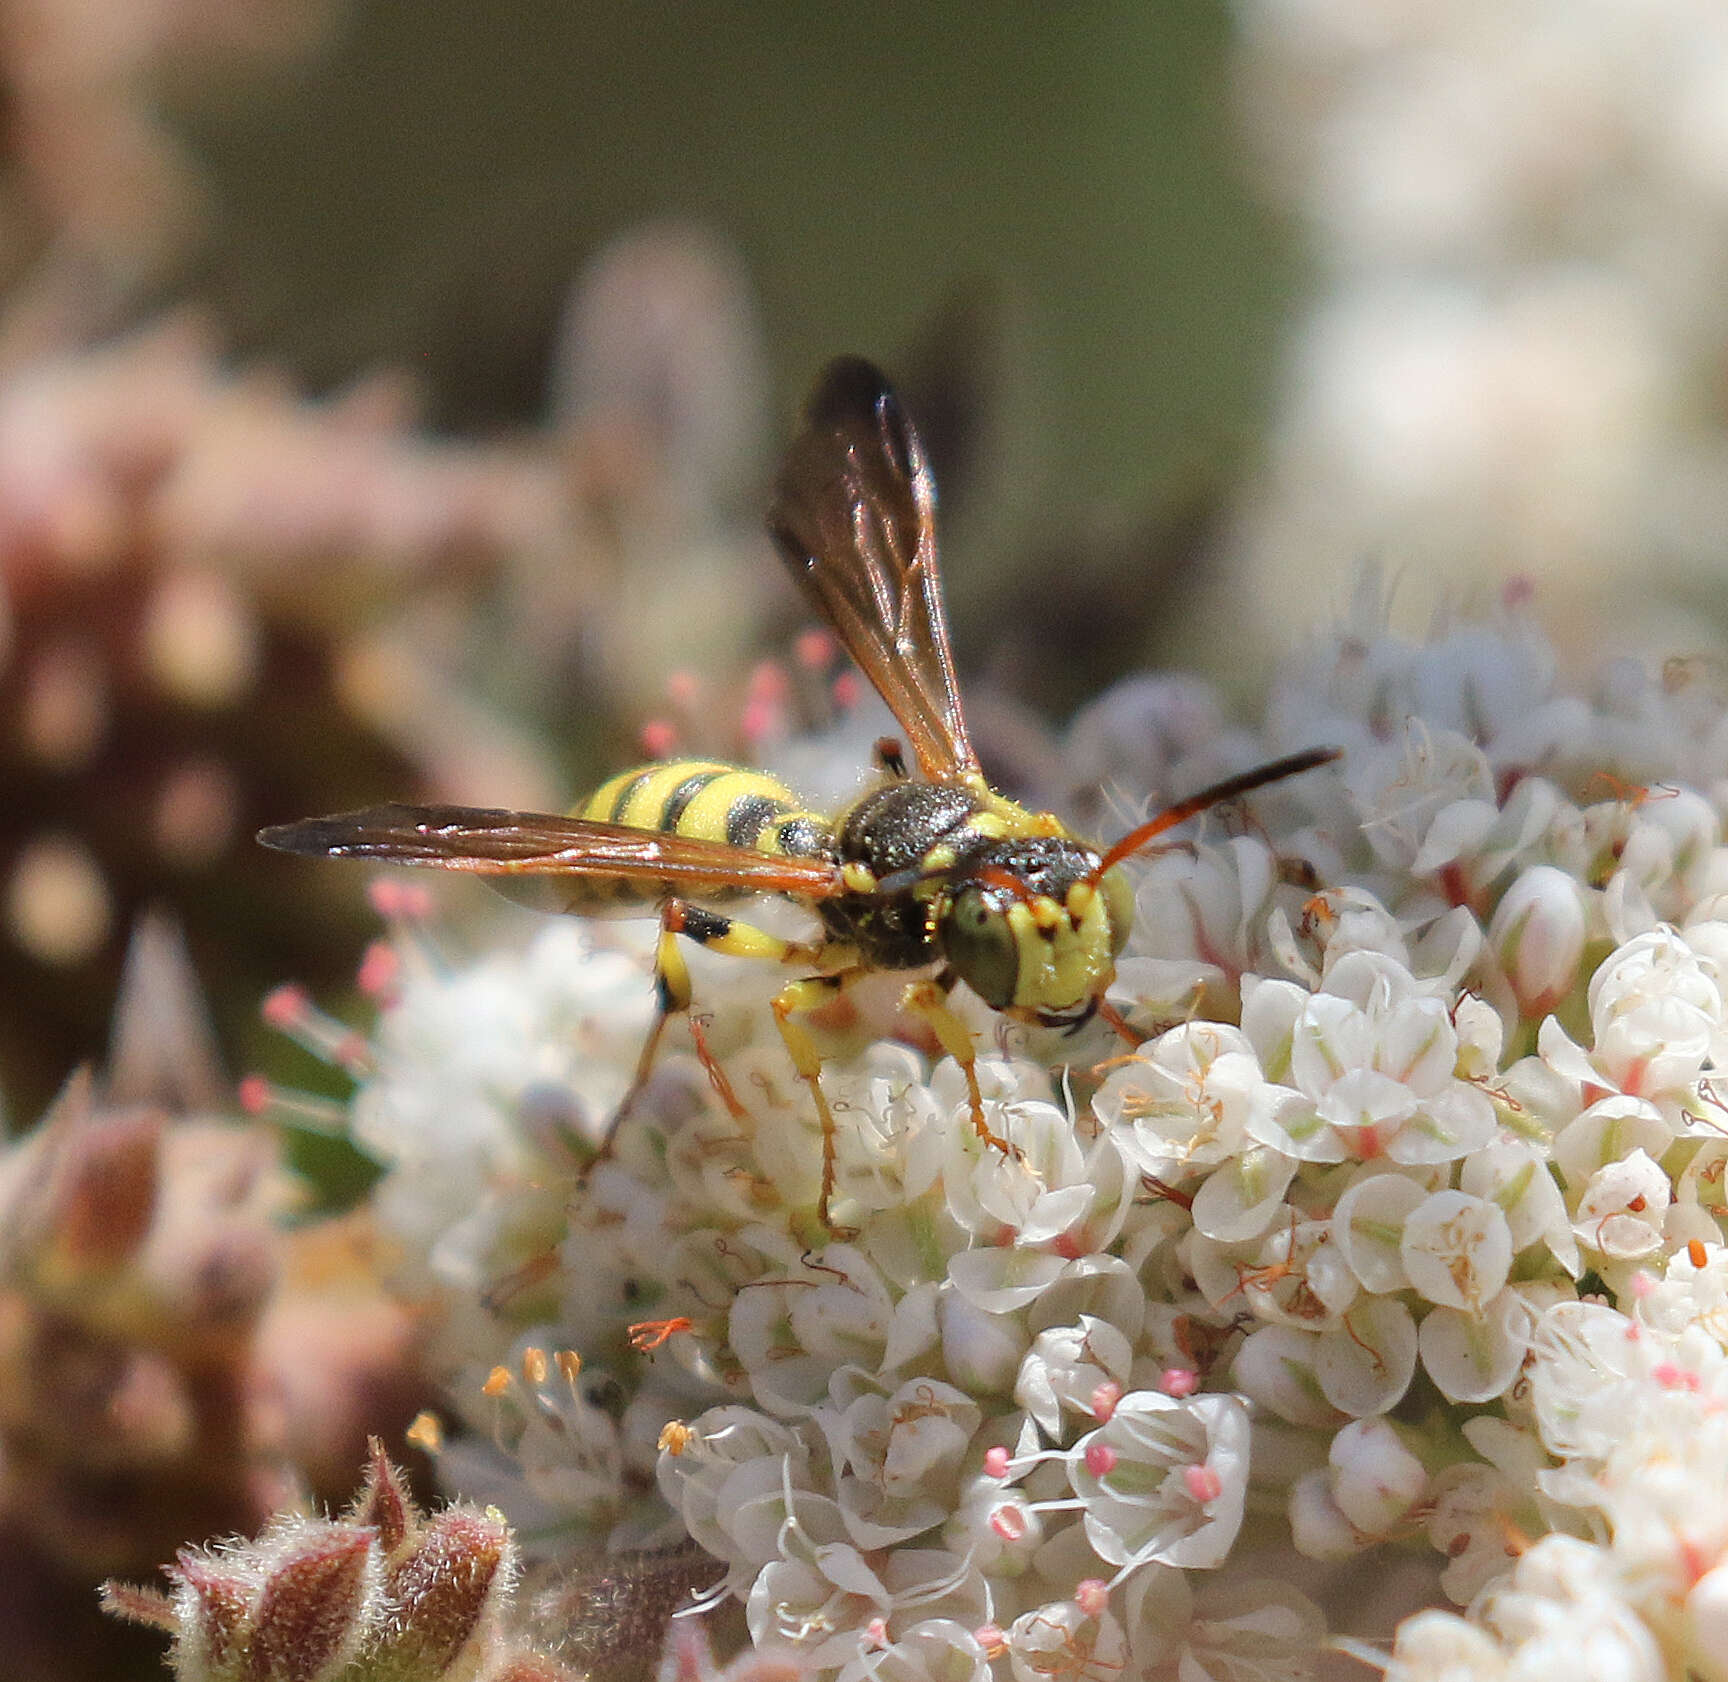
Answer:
[1004, 882, 1119, 1012]
[841, 862, 878, 894]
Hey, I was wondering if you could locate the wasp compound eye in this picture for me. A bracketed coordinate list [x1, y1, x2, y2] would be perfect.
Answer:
[940, 886, 1018, 1010]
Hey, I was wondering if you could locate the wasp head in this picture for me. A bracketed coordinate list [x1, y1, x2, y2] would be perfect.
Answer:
[934, 837, 1133, 1019]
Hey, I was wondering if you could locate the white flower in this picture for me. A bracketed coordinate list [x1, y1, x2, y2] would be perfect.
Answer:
[1096, 1021, 1281, 1175]
[1401, 1190, 1513, 1312]
[816, 1372, 981, 1549]
[1005, 1598, 1128, 1682]
[1067, 1390, 1251, 1570]
[1570, 1149, 1671, 1263]
[1328, 1415, 1427, 1537]
[1243, 952, 1497, 1164]
[1125, 1568, 1326, 1682]
[834, 1618, 991, 1682]
[1541, 926, 1728, 1111]
[747, 1514, 986, 1671]
[1418, 1288, 1532, 1405]
[1425, 1416, 1550, 1606]
[1014, 1315, 1135, 1439]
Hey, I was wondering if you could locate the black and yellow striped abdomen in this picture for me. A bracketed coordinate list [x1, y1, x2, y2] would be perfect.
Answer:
[561, 760, 836, 912]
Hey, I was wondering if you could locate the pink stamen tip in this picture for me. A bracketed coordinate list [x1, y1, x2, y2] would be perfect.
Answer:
[740, 698, 780, 744]
[1084, 1442, 1117, 1478]
[356, 940, 400, 997]
[1158, 1367, 1199, 1399]
[794, 627, 834, 669]
[640, 719, 678, 759]
[990, 1504, 1027, 1542]
[1090, 1381, 1123, 1421]
[261, 984, 310, 1030]
[400, 885, 434, 919]
[665, 671, 700, 705]
[983, 1445, 1011, 1479]
[366, 878, 405, 917]
[975, 1624, 1006, 1653]
[237, 1074, 271, 1115]
[1075, 1579, 1109, 1618]
[1504, 576, 1537, 608]
[1630, 1271, 1656, 1299]
[862, 1618, 889, 1649]
[1184, 1463, 1223, 1504]
[747, 660, 790, 703]
[832, 670, 862, 710]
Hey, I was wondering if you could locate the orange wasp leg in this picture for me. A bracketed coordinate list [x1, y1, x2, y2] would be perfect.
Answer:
[901, 976, 1022, 1162]
[771, 967, 870, 1233]
[586, 896, 831, 1181]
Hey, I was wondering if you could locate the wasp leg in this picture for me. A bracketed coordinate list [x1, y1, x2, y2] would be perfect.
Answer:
[900, 976, 1022, 1160]
[770, 969, 868, 1232]
[1096, 996, 1144, 1048]
[586, 899, 829, 1178]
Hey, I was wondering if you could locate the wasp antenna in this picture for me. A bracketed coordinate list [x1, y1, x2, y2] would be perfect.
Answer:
[873, 736, 909, 779]
[1090, 746, 1342, 880]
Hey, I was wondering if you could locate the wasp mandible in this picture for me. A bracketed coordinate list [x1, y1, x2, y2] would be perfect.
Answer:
[261, 357, 1339, 1226]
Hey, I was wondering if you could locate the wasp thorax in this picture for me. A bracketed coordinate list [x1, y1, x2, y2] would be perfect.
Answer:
[935, 837, 1126, 1015]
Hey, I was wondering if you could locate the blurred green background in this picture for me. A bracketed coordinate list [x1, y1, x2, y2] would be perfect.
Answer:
[191, 0, 1296, 573]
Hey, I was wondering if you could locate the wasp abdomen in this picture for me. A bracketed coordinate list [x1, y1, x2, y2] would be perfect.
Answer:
[554, 761, 836, 913]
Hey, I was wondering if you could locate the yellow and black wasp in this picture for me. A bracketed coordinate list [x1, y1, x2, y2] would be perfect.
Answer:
[260, 356, 1338, 1225]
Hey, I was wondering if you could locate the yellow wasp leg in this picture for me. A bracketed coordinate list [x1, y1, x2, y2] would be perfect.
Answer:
[770, 969, 867, 1232]
[900, 977, 1020, 1159]
[587, 898, 831, 1177]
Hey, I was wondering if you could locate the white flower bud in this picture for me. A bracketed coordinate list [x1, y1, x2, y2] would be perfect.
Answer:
[1288, 1468, 1361, 1559]
[1488, 864, 1587, 1018]
[1385, 1611, 1508, 1680]
[938, 1289, 1026, 1394]
[1329, 1416, 1427, 1535]
[1233, 1325, 1340, 1427]
[1686, 1563, 1728, 1682]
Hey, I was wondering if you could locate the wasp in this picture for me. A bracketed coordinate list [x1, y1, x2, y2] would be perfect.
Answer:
[260, 356, 1338, 1226]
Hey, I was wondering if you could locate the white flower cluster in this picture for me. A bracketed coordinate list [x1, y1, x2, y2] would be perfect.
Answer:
[335, 593, 1728, 1679]
[1220, 0, 1728, 666]
[1388, 1252, 1728, 1682]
